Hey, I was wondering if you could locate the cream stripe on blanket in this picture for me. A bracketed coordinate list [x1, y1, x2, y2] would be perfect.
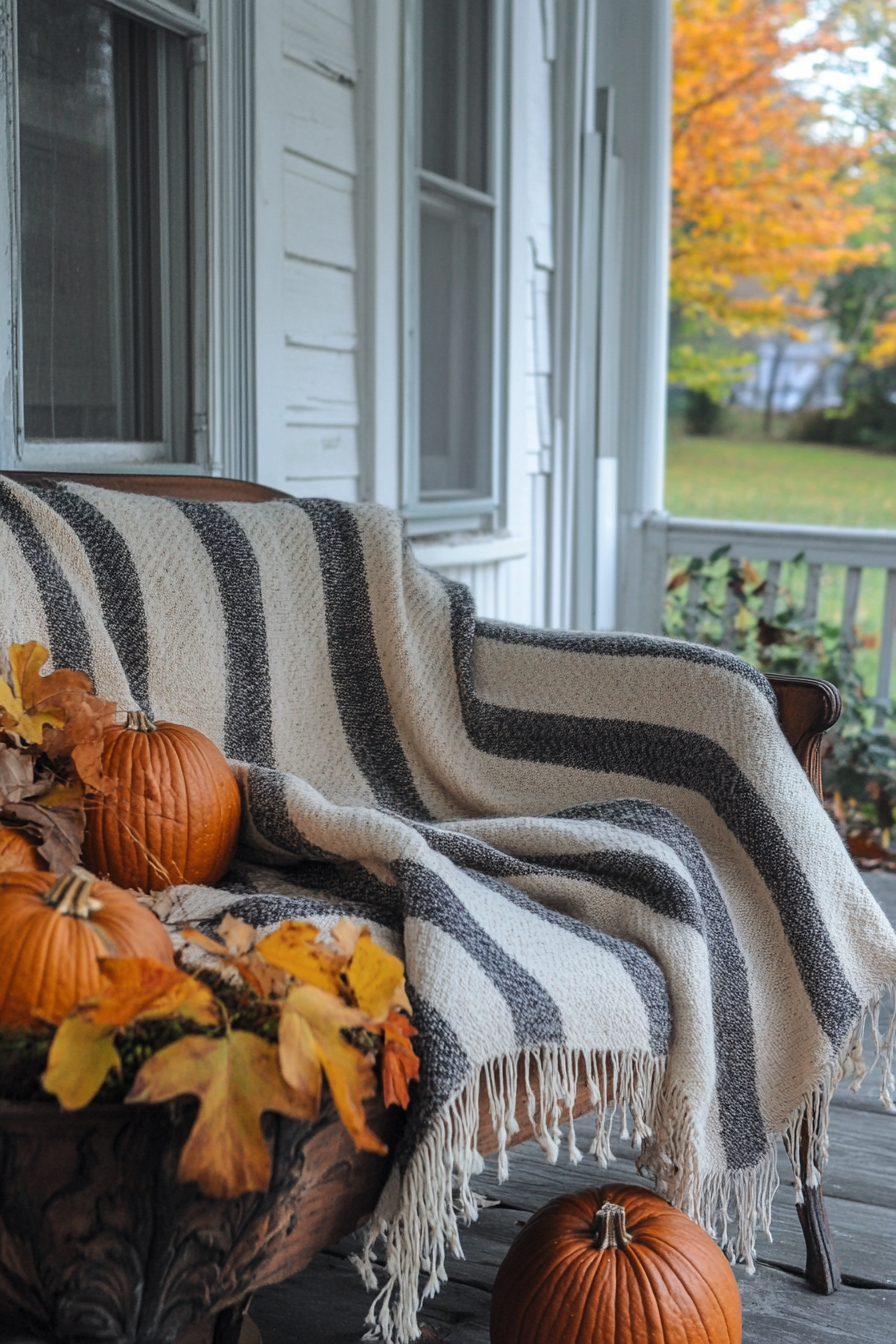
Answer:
[1, 475, 894, 1342]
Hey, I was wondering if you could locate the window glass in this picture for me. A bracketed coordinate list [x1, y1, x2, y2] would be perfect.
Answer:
[419, 187, 493, 498]
[421, 0, 489, 193]
[17, 0, 188, 446]
[417, 0, 493, 504]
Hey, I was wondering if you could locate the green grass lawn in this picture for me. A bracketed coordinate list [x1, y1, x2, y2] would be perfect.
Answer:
[665, 436, 896, 529]
[664, 435, 896, 694]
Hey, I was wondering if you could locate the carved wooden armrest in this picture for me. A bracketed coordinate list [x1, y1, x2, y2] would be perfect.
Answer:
[765, 674, 841, 802]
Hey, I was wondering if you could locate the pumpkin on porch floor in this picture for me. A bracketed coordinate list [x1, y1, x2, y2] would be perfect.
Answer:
[489, 1182, 742, 1344]
[83, 711, 242, 892]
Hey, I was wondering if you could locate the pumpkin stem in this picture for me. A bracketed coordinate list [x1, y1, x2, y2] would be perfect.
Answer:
[44, 867, 105, 918]
[126, 710, 156, 733]
[592, 1201, 632, 1249]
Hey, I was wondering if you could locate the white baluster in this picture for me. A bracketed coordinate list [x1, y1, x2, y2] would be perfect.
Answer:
[804, 563, 823, 624]
[875, 569, 896, 721]
[762, 561, 781, 622]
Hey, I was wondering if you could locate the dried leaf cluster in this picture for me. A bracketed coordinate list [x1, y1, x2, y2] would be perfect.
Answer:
[0, 641, 419, 1195]
[42, 914, 419, 1198]
[0, 642, 116, 871]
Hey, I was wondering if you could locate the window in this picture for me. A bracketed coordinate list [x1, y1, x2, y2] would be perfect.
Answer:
[3, 0, 207, 468]
[404, 0, 504, 525]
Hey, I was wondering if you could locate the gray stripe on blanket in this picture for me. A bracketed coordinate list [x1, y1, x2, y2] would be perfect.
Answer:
[398, 987, 471, 1152]
[538, 801, 766, 1168]
[292, 499, 431, 820]
[395, 859, 566, 1047]
[244, 766, 349, 864]
[453, 863, 671, 1057]
[31, 486, 153, 714]
[442, 574, 862, 1048]
[0, 477, 93, 676]
[474, 617, 777, 705]
[411, 823, 670, 1055]
[171, 500, 275, 766]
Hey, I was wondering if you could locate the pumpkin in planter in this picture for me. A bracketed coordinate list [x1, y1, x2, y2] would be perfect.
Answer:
[490, 1183, 741, 1344]
[0, 825, 45, 873]
[0, 866, 174, 1026]
[82, 712, 242, 892]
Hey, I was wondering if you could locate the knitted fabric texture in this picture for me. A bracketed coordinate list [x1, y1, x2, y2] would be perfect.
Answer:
[1, 476, 894, 1341]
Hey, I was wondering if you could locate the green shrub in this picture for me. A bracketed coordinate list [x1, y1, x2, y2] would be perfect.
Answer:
[664, 549, 896, 835]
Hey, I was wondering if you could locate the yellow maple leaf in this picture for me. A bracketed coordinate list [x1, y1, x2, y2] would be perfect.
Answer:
[0, 643, 68, 744]
[256, 921, 347, 994]
[126, 1031, 316, 1198]
[345, 930, 412, 1022]
[329, 917, 362, 956]
[42, 1017, 120, 1110]
[0, 642, 117, 790]
[282, 984, 385, 1154]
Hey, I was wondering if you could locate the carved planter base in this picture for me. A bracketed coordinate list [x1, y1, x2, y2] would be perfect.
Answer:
[0, 1098, 397, 1344]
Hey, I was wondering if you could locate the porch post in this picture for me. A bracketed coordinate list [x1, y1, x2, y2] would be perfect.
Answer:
[596, 0, 672, 634]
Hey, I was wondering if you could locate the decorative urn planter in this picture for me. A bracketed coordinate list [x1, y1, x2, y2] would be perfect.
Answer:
[0, 1097, 396, 1344]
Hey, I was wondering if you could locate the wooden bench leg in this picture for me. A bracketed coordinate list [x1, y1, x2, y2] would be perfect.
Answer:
[797, 1115, 841, 1294]
[212, 1296, 254, 1344]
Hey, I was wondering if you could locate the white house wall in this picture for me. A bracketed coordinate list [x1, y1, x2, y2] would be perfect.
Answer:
[250, 0, 669, 629]
[255, 0, 362, 503]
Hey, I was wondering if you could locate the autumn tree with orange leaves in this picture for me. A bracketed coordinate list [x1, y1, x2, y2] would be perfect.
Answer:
[671, 0, 883, 398]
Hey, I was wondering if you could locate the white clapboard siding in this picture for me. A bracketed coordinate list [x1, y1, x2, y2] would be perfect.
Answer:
[422, 560, 523, 621]
[283, 59, 356, 174]
[283, 155, 356, 272]
[285, 345, 359, 425]
[283, 475, 359, 502]
[272, 0, 361, 501]
[284, 258, 356, 351]
[284, 425, 359, 479]
[282, 0, 356, 83]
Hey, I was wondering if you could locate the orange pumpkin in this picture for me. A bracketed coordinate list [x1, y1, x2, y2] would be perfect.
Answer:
[0, 866, 175, 1026]
[0, 825, 46, 873]
[490, 1183, 742, 1344]
[82, 712, 241, 892]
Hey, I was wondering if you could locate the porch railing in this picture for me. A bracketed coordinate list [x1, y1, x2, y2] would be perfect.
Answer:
[642, 514, 896, 703]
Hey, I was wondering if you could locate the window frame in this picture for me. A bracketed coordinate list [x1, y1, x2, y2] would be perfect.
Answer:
[401, 0, 509, 533]
[0, 0, 210, 473]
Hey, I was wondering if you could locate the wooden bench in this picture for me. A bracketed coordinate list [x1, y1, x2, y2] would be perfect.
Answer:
[3, 471, 844, 1339]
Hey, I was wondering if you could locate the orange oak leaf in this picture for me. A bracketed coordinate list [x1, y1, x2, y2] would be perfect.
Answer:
[381, 1010, 420, 1110]
[41, 958, 219, 1110]
[256, 921, 347, 995]
[84, 957, 219, 1028]
[345, 930, 412, 1022]
[281, 984, 386, 1154]
[126, 1031, 316, 1198]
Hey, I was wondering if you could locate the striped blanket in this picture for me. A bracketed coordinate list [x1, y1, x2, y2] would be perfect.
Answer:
[1, 474, 895, 1341]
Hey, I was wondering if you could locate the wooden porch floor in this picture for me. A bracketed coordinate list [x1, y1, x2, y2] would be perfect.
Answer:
[251, 873, 896, 1344]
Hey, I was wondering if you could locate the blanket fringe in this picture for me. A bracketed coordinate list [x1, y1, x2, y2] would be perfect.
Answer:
[781, 978, 896, 1207]
[355, 1046, 664, 1343]
[354, 982, 896, 1342]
